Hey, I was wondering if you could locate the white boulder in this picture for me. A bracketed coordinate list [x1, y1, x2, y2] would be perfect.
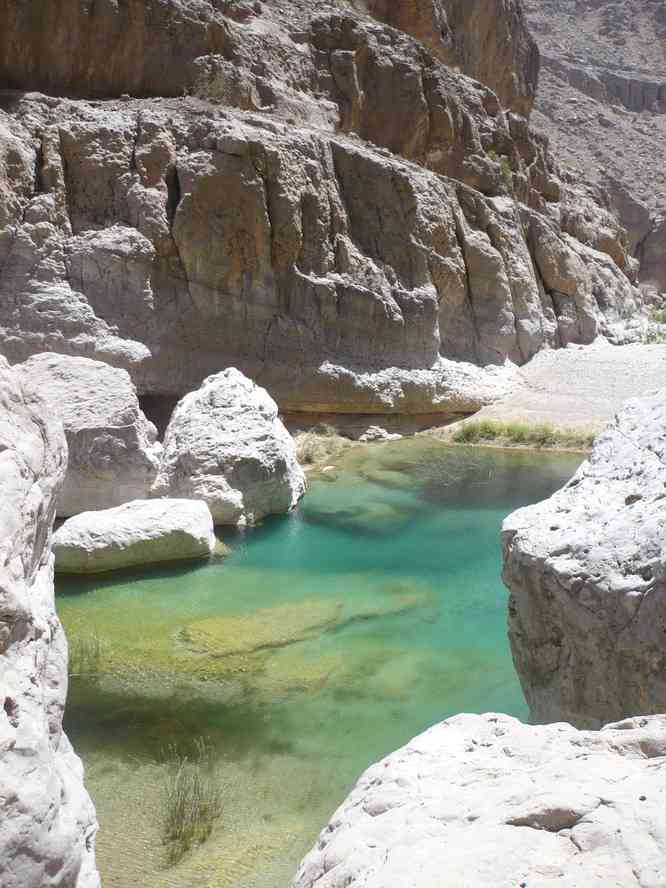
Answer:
[293, 712, 666, 888]
[0, 356, 99, 888]
[53, 499, 216, 574]
[503, 389, 666, 728]
[18, 353, 162, 517]
[155, 368, 306, 525]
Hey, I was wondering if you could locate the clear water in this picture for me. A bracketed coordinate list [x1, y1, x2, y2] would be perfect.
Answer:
[56, 440, 582, 888]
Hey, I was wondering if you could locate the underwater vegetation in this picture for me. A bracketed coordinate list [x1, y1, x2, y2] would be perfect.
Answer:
[162, 737, 223, 866]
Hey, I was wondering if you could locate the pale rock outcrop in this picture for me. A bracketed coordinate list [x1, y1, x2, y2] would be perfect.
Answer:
[0, 356, 99, 888]
[17, 353, 162, 517]
[294, 712, 666, 888]
[53, 499, 216, 574]
[155, 369, 307, 525]
[503, 389, 666, 728]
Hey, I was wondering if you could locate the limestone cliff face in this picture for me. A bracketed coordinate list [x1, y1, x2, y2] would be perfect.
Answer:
[0, 0, 643, 413]
[503, 389, 666, 729]
[0, 356, 99, 888]
[523, 0, 666, 296]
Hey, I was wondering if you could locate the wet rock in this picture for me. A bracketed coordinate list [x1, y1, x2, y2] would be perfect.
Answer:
[293, 712, 666, 888]
[0, 356, 99, 888]
[17, 353, 162, 517]
[503, 389, 666, 728]
[155, 368, 306, 525]
[53, 499, 216, 574]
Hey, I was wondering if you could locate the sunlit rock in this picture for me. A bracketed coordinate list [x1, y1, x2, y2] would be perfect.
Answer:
[0, 356, 99, 888]
[155, 369, 306, 525]
[294, 712, 666, 888]
[53, 499, 216, 574]
[503, 389, 666, 727]
[17, 353, 162, 517]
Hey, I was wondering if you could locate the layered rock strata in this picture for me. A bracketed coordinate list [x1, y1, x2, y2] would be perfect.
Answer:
[17, 353, 162, 517]
[0, 356, 99, 888]
[0, 0, 644, 415]
[293, 712, 666, 888]
[503, 389, 666, 728]
[155, 368, 307, 525]
[523, 0, 666, 295]
[53, 499, 216, 573]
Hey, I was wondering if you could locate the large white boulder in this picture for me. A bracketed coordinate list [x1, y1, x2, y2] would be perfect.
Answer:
[53, 499, 216, 574]
[17, 353, 162, 517]
[155, 368, 306, 525]
[0, 356, 99, 888]
[293, 712, 666, 888]
[503, 389, 666, 728]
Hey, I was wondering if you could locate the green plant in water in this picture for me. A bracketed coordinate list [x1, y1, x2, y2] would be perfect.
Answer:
[162, 736, 223, 866]
[69, 630, 105, 677]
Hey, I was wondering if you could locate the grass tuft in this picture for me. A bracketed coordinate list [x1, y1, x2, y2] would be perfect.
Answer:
[452, 420, 595, 451]
[162, 737, 223, 866]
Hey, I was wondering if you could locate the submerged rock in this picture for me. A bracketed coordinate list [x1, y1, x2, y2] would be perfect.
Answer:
[0, 356, 99, 887]
[182, 592, 432, 658]
[293, 712, 666, 888]
[17, 353, 162, 517]
[503, 389, 666, 728]
[53, 499, 216, 574]
[155, 368, 306, 525]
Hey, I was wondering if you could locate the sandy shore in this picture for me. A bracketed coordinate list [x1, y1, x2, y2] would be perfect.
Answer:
[466, 340, 666, 431]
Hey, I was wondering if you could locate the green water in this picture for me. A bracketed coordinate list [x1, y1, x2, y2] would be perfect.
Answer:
[56, 440, 582, 888]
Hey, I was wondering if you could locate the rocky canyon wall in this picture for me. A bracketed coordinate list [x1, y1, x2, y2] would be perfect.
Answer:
[0, 0, 644, 414]
[523, 0, 666, 296]
[0, 356, 99, 888]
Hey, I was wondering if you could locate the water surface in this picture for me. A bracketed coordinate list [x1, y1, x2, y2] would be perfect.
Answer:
[57, 440, 582, 888]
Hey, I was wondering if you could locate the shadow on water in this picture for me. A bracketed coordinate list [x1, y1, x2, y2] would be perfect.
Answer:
[65, 678, 296, 764]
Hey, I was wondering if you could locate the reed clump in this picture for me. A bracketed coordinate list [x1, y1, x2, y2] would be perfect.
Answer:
[162, 737, 223, 866]
[452, 420, 595, 451]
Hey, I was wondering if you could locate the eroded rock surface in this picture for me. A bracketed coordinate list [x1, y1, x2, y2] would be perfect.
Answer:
[53, 499, 216, 573]
[155, 368, 306, 525]
[0, 0, 644, 414]
[293, 712, 666, 888]
[503, 389, 666, 728]
[523, 0, 666, 294]
[17, 353, 162, 517]
[0, 356, 99, 888]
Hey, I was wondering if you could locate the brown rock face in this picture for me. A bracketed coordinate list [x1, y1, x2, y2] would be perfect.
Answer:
[0, 0, 230, 98]
[365, 0, 539, 116]
[0, 0, 644, 413]
[523, 0, 666, 295]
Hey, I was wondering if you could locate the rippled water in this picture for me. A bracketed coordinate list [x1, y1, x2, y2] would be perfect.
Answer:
[56, 440, 582, 888]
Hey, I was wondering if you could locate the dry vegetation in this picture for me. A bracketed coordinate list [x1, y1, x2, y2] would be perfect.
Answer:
[294, 423, 354, 472]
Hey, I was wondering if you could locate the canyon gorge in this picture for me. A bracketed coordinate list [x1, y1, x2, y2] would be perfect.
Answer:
[1, 2, 666, 887]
